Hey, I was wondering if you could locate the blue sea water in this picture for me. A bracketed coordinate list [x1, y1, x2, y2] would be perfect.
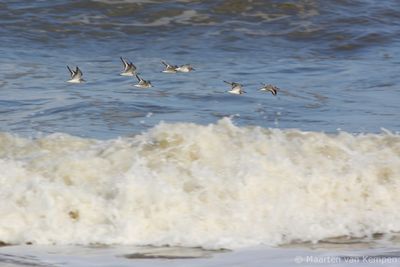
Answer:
[0, 0, 399, 138]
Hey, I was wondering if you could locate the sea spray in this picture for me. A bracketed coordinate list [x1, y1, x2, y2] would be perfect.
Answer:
[0, 118, 399, 248]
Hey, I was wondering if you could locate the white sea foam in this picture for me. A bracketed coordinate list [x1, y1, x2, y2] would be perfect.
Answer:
[0, 118, 400, 249]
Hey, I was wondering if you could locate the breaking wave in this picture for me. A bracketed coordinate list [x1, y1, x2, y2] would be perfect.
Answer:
[1, 118, 400, 249]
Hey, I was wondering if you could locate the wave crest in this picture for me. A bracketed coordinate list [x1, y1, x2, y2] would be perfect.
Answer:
[1, 119, 400, 248]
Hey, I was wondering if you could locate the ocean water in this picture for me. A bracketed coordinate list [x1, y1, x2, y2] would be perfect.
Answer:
[1, 0, 400, 266]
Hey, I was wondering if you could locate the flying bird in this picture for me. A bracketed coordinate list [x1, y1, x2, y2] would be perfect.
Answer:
[67, 66, 85, 83]
[259, 84, 278, 96]
[120, 57, 137, 76]
[134, 74, 152, 88]
[224, 81, 245, 95]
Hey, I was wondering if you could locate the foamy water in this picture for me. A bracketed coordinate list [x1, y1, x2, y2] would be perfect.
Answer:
[1, 118, 399, 249]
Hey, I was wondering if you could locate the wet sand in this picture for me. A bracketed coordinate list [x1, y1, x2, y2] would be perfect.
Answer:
[2, 242, 400, 267]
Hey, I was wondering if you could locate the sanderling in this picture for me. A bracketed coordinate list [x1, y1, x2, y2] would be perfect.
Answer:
[67, 66, 85, 83]
[259, 84, 278, 96]
[224, 81, 245, 95]
[176, 64, 194, 73]
[120, 57, 137, 76]
[134, 74, 152, 88]
[161, 61, 178, 73]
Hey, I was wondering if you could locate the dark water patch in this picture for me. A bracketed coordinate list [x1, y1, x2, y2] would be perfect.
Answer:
[0, 241, 11, 247]
[5, 0, 396, 51]
[124, 253, 200, 259]
[29, 102, 90, 118]
[0, 253, 54, 267]
[332, 32, 391, 52]
[175, 92, 224, 101]
[287, 232, 400, 251]
[0, 99, 51, 109]
[122, 246, 229, 260]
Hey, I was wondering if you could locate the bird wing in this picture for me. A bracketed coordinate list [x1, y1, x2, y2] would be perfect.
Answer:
[120, 57, 130, 69]
[232, 82, 242, 89]
[77, 66, 83, 77]
[268, 86, 278, 95]
[129, 62, 136, 70]
[67, 66, 74, 77]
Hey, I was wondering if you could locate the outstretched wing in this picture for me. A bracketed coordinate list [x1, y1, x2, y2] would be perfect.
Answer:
[121, 57, 131, 71]
[268, 85, 278, 95]
[67, 66, 74, 77]
[75, 66, 83, 78]
[129, 62, 136, 70]
[223, 80, 232, 86]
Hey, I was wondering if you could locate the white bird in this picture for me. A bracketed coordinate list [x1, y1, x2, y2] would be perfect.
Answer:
[161, 61, 178, 73]
[134, 74, 152, 88]
[224, 81, 245, 95]
[120, 57, 137, 76]
[259, 83, 278, 96]
[176, 64, 194, 73]
[67, 66, 85, 83]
